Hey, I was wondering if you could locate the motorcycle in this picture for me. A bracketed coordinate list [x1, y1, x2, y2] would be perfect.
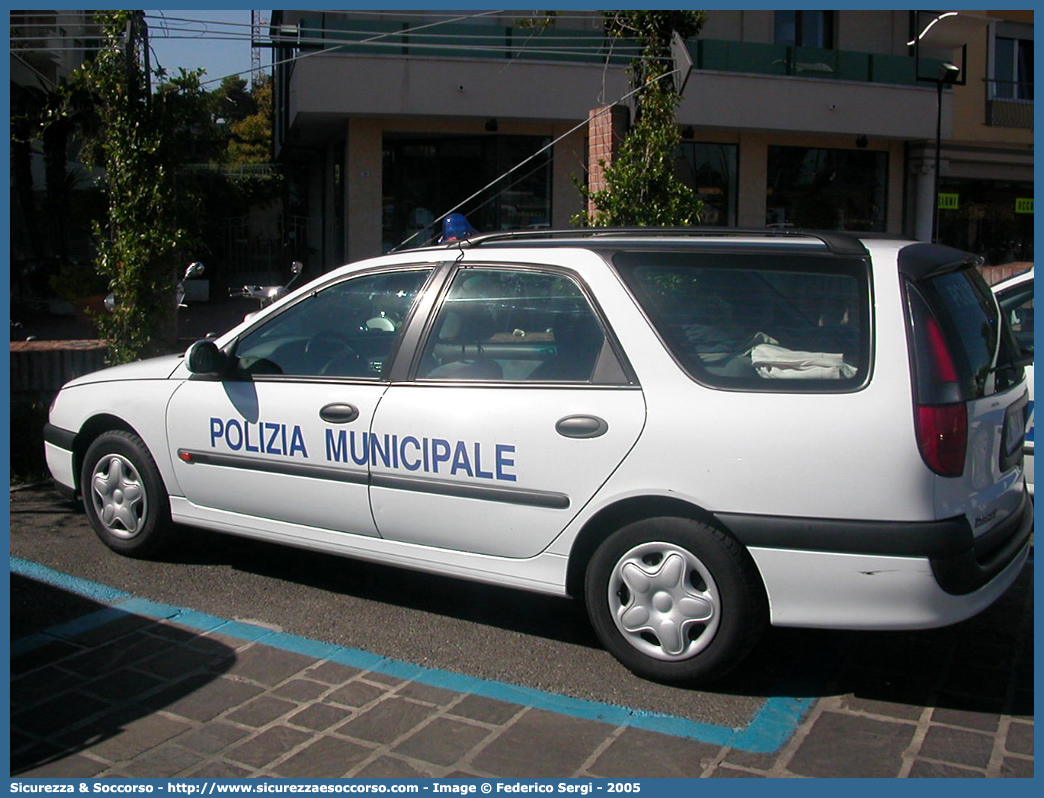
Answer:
[104, 261, 206, 313]
[230, 261, 304, 310]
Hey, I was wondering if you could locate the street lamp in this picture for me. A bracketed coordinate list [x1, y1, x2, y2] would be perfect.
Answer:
[932, 61, 961, 243]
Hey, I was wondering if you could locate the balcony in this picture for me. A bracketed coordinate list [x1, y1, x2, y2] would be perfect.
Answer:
[287, 18, 941, 89]
[986, 80, 1034, 129]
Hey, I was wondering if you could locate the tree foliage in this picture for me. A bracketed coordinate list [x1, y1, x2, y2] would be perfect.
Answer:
[77, 10, 210, 363]
[576, 11, 706, 227]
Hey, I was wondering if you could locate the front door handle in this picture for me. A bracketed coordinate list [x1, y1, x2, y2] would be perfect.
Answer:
[555, 415, 608, 439]
[319, 403, 360, 424]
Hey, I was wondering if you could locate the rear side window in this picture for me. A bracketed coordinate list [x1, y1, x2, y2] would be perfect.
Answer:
[614, 251, 870, 391]
[906, 268, 1023, 401]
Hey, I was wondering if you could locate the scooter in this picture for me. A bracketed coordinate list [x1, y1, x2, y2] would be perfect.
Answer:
[230, 261, 304, 310]
[103, 261, 206, 313]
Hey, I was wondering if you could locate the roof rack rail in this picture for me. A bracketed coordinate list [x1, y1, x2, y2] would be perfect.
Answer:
[452, 227, 870, 257]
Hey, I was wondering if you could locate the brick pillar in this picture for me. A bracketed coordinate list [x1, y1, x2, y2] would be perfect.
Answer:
[587, 105, 629, 214]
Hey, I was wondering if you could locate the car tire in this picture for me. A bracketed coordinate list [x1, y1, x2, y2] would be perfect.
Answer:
[585, 516, 767, 684]
[81, 431, 172, 558]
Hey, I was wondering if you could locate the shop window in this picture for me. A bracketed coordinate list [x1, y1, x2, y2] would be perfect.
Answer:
[382, 134, 552, 252]
[766, 146, 887, 232]
[676, 142, 738, 226]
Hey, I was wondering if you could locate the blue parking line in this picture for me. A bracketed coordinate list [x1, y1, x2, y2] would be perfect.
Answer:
[10, 556, 814, 753]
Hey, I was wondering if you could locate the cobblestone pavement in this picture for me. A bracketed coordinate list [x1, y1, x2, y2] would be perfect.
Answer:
[9, 559, 1033, 779]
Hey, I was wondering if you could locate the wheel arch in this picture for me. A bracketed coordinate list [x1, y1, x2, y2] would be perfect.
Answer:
[565, 495, 741, 598]
[71, 414, 145, 494]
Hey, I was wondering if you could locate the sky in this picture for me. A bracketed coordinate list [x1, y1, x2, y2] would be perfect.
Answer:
[143, 9, 258, 88]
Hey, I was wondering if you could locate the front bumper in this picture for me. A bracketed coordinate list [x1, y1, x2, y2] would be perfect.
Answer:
[43, 422, 78, 497]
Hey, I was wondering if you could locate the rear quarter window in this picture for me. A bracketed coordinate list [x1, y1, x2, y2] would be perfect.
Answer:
[907, 268, 1023, 400]
[614, 251, 871, 392]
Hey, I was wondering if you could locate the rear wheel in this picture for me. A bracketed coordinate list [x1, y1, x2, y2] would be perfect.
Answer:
[81, 431, 172, 558]
[585, 516, 767, 683]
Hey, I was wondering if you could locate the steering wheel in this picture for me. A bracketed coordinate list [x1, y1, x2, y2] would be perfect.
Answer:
[304, 331, 359, 374]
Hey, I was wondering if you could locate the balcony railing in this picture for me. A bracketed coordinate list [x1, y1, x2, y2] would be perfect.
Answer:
[287, 18, 944, 88]
[986, 79, 1034, 128]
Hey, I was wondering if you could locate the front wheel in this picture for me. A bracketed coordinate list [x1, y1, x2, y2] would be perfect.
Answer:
[585, 517, 767, 684]
[81, 431, 172, 558]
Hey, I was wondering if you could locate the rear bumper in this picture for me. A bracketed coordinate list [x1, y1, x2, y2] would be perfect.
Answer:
[722, 496, 1032, 630]
[720, 490, 1032, 596]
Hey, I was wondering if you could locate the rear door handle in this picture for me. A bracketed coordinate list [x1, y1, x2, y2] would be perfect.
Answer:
[555, 415, 608, 439]
[319, 403, 360, 424]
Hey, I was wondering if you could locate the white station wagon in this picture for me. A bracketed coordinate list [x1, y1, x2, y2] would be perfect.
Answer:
[44, 229, 1033, 683]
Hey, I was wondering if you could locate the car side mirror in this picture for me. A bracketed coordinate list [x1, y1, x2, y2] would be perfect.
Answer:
[185, 339, 227, 375]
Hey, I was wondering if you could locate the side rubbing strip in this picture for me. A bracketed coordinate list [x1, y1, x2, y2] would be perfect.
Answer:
[177, 450, 569, 509]
[373, 473, 570, 509]
[178, 450, 369, 486]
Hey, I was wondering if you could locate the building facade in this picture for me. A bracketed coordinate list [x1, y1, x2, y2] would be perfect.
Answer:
[267, 11, 1031, 269]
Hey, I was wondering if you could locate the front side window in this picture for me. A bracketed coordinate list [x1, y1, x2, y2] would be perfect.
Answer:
[417, 268, 616, 383]
[233, 269, 432, 379]
[615, 251, 870, 392]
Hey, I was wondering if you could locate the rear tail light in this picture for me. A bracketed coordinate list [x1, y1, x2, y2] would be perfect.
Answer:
[907, 288, 967, 477]
[916, 403, 968, 477]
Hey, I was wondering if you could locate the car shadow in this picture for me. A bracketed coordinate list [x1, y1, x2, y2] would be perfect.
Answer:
[10, 574, 236, 776]
[152, 521, 1033, 715]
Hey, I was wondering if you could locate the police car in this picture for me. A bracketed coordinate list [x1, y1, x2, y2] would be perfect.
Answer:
[992, 267, 1034, 494]
[44, 229, 1033, 684]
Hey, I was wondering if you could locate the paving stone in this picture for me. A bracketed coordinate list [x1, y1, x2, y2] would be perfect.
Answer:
[121, 744, 205, 777]
[908, 760, 985, 777]
[226, 726, 313, 769]
[471, 708, 614, 778]
[67, 614, 156, 646]
[930, 706, 1000, 733]
[1006, 720, 1034, 756]
[187, 760, 255, 779]
[137, 645, 232, 679]
[13, 752, 109, 778]
[289, 703, 353, 732]
[919, 726, 994, 770]
[1000, 757, 1034, 778]
[710, 765, 766, 778]
[787, 711, 915, 778]
[59, 635, 174, 677]
[146, 674, 265, 723]
[272, 735, 373, 778]
[306, 661, 363, 684]
[720, 747, 781, 772]
[11, 640, 81, 674]
[393, 717, 491, 767]
[78, 712, 193, 762]
[272, 679, 330, 702]
[362, 671, 405, 688]
[13, 691, 112, 735]
[337, 697, 435, 745]
[356, 756, 438, 778]
[226, 696, 298, 728]
[450, 694, 522, 726]
[326, 681, 387, 709]
[223, 645, 316, 686]
[588, 727, 718, 778]
[83, 669, 163, 703]
[396, 681, 460, 707]
[12, 666, 85, 708]
[174, 722, 252, 755]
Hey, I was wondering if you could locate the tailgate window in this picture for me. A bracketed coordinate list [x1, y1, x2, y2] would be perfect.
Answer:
[614, 251, 870, 392]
